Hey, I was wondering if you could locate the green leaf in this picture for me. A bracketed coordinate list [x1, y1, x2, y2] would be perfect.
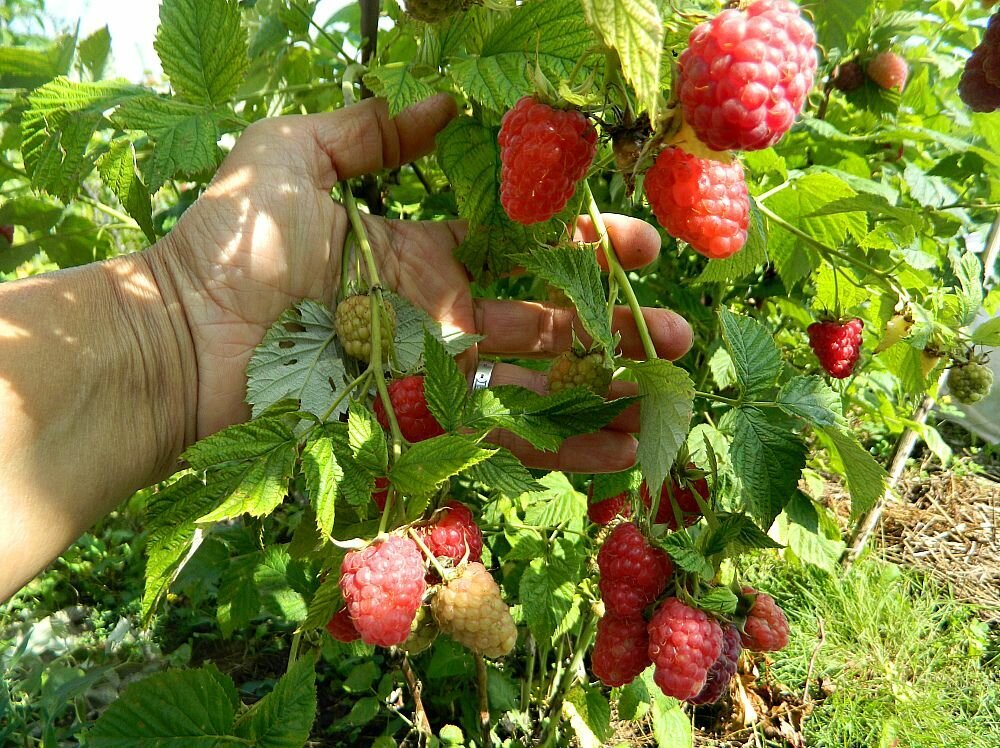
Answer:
[423, 329, 468, 432]
[590, 468, 640, 502]
[519, 537, 586, 645]
[447, 0, 597, 110]
[246, 300, 348, 420]
[195, 434, 298, 524]
[87, 665, 239, 746]
[778, 492, 845, 573]
[254, 547, 308, 623]
[776, 375, 843, 427]
[217, 552, 262, 636]
[697, 586, 739, 617]
[302, 437, 342, 539]
[565, 684, 612, 747]
[695, 203, 768, 284]
[154, 0, 249, 106]
[182, 417, 295, 469]
[818, 426, 887, 520]
[363, 63, 435, 117]
[302, 566, 345, 631]
[627, 359, 694, 495]
[811, 0, 877, 53]
[97, 138, 156, 241]
[33, 214, 112, 268]
[142, 470, 241, 623]
[701, 512, 781, 557]
[952, 251, 984, 329]
[580, 0, 662, 120]
[348, 402, 388, 474]
[971, 316, 1000, 346]
[727, 406, 806, 527]
[466, 447, 545, 498]
[646, 680, 691, 748]
[112, 95, 222, 192]
[523, 472, 586, 528]
[719, 309, 782, 398]
[79, 26, 112, 79]
[657, 532, 713, 580]
[386, 291, 481, 372]
[233, 654, 317, 747]
[513, 243, 613, 351]
[0, 38, 73, 89]
[389, 435, 495, 496]
[0, 196, 64, 231]
[21, 77, 146, 200]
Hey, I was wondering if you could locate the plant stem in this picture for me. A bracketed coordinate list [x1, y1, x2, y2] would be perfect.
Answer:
[475, 654, 491, 747]
[521, 634, 536, 712]
[317, 369, 371, 424]
[584, 181, 657, 360]
[399, 653, 433, 737]
[538, 610, 599, 747]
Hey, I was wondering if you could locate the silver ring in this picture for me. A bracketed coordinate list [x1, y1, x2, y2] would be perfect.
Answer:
[470, 360, 495, 391]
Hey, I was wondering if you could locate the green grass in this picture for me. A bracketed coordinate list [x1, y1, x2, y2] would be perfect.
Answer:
[746, 557, 1000, 748]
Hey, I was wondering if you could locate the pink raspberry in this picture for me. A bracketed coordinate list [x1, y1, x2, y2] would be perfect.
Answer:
[591, 615, 651, 687]
[325, 606, 361, 643]
[679, 0, 817, 151]
[587, 483, 631, 525]
[866, 51, 908, 92]
[740, 587, 790, 651]
[647, 598, 724, 701]
[498, 96, 598, 224]
[689, 623, 742, 705]
[421, 500, 484, 566]
[597, 523, 673, 617]
[808, 317, 863, 379]
[375, 375, 445, 443]
[644, 146, 749, 259]
[339, 536, 426, 647]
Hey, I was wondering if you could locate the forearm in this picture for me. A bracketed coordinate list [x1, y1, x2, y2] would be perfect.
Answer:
[0, 240, 196, 601]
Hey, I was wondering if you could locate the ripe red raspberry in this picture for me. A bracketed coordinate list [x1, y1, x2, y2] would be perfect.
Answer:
[641, 467, 710, 529]
[0, 225, 13, 244]
[808, 318, 863, 379]
[866, 51, 908, 92]
[644, 146, 749, 259]
[597, 522, 673, 617]
[431, 562, 517, 658]
[547, 350, 613, 396]
[678, 0, 817, 152]
[648, 598, 724, 701]
[591, 615, 651, 687]
[335, 293, 396, 363]
[960, 13, 1000, 112]
[740, 587, 790, 651]
[325, 606, 361, 643]
[832, 60, 864, 92]
[421, 500, 484, 566]
[372, 477, 390, 511]
[689, 623, 742, 705]
[339, 536, 426, 647]
[498, 96, 597, 224]
[374, 375, 445, 442]
[587, 484, 631, 525]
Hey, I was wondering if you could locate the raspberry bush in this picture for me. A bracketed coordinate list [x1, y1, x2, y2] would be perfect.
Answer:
[4, 0, 999, 745]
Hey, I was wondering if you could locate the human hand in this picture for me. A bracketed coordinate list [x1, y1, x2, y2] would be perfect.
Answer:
[152, 95, 692, 472]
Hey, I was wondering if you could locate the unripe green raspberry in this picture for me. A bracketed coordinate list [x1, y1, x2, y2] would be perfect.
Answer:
[335, 294, 396, 363]
[404, 0, 465, 23]
[432, 562, 517, 658]
[400, 604, 439, 655]
[949, 361, 993, 404]
[547, 350, 613, 396]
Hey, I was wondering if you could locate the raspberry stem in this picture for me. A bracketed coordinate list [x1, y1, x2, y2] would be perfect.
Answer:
[407, 527, 450, 579]
[584, 181, 658, 360]
[539, 608, 599, 747]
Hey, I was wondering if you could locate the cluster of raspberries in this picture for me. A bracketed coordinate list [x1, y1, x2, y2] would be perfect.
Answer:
[326, 500, 516, 659]
[587, 465, 709, 529]
[591, 520, 790, 704]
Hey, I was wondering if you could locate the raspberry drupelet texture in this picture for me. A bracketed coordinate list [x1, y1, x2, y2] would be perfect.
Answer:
[689, 623, 742, 705]
[421, 500, 484, 566]
[404, 0, 464, 23]
[807, 318, 863, 379]
[866, 51, 909, 92]
[647, 598, 724, 701]
[678, 0, 817, 152]
[644, 147, 749, 259]
[335, 294, 396, 363]
[597, 522, 673, 617]
[431, 562, 517, 658]
[375, 375, 446, 443]
[832, 60, 864, 92]
[547, 350, 613, 396]
[949, 361, 994, 404]
[960, 12, 1000, 112]
[498, 97, 597, 224]
[586, 483, 631, 525]
[326, 606, 361, 643]
[740, 587, 790, 651]
[339, 536, 426, 647]
[591, 615, 652, 687]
